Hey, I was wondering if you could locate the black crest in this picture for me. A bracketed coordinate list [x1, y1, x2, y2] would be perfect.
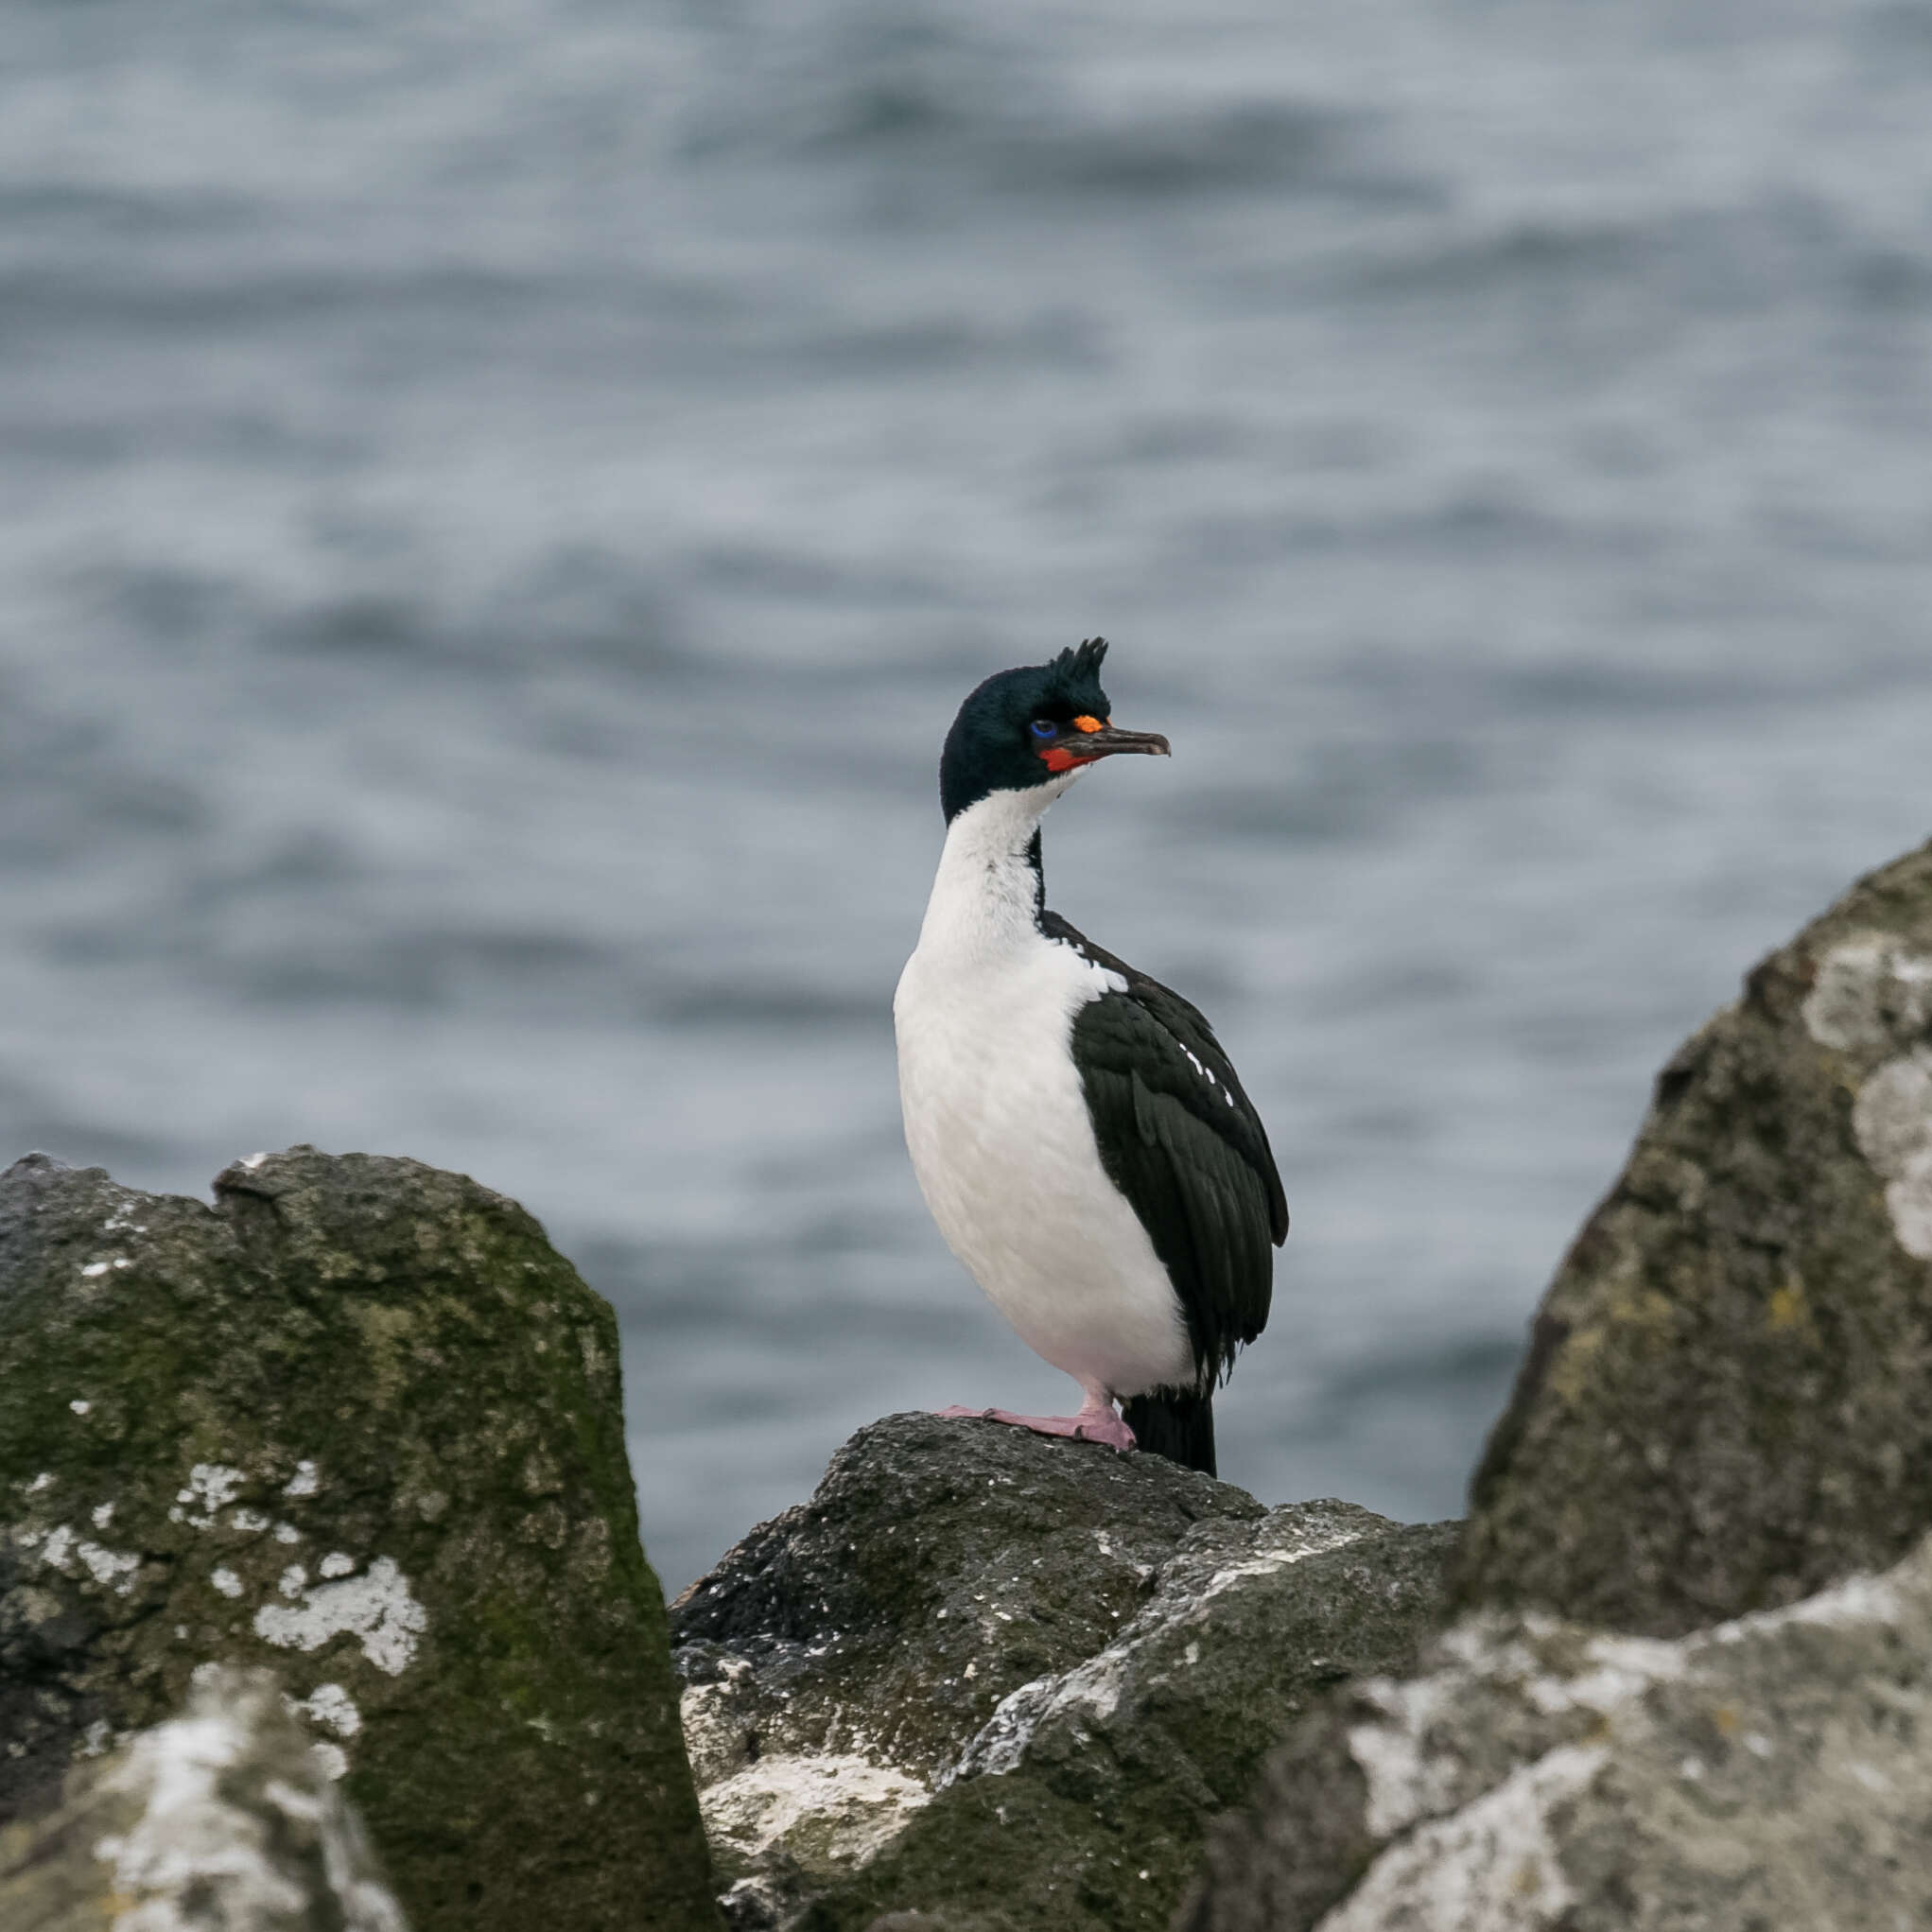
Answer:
[1051, 636, 1109, 683]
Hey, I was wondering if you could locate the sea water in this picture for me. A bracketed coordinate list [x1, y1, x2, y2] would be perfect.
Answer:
[5, 0, 1932, 1588]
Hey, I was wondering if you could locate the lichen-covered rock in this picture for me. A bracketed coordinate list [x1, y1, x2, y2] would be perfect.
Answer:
[0, 1146, 721, 1932]
[0, 1664, 406, 1931]
[670, 1413, 1455, 1931]
[1181, 1530, 1932, 1932]
[1460, 837, 1932, 1635]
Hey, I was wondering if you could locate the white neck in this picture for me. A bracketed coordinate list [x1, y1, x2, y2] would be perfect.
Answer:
[915, 775, 1080, 962]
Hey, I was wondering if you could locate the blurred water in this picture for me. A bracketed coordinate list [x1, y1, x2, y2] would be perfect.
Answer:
[5, 0, 1932, 1591]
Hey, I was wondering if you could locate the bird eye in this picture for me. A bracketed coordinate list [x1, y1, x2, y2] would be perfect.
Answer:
[1030, 719, 1059, 740]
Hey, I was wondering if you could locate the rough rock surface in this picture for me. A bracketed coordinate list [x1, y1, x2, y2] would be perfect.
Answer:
[0, 1146, 720, 1932]
[1461, 837, 1932, 1635]
[0, 1664, 407, 1931]
[670, 1412, 1455, 1932]
[1183, 1528, 1932, 1931]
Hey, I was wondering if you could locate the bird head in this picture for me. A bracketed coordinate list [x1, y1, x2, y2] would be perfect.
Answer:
[937, 637, 1170, 823]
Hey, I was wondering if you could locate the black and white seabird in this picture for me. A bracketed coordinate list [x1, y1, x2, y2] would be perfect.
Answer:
[895, 637, 1286, 1476]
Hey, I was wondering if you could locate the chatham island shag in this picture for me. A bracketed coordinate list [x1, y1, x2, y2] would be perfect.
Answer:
[894, 637, 1287, 1476]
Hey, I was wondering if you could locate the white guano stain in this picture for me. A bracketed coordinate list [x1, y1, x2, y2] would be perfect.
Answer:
[253, 1556, 427, 1676]
[1802, 936, 1932, 1053]
[18, 1522, 142, 1596]
[70, 1399, 91, 1415]
[1802, 939, 1932, 1261]
[91, 1667, 406, 1930]
[678, 1662, 757, 1784]
[1350, 1615, 1685, 1842]
[289, 1682, 362, 1738]
[1710, 1558, 1906, 1640]
[1199, 1520, 1366, 1603]
[1332, 1542, 1929, 1926]
[319, 1552, 357, 1579]
[78, 1540, 141, 1593]
[956, 1648, 1134, 1783]
[951, 1507, 1374, 1788]
[284, 1461, 321, 1498]
[1851, 1049, 1932, 1262]
[699, 1752, 931, 1873]
[1348, 1670, 1468, 1840]
[211, 1568, 244, 1600]
[173, 1464, 248, 1529]
[1314, 1746, 1603, 1932]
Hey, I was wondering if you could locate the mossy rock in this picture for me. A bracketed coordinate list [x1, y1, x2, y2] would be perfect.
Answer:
[671, 1413, 1454, 1932]
[1460, 836, 1932, 1635]
[0, 1145, 721, 1932]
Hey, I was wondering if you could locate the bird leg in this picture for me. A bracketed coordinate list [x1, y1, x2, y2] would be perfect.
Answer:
[933, 1390, 1137, 1453]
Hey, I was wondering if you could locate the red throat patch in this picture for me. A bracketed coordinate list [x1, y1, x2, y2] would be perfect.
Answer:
[1042, 716, 1107, 772]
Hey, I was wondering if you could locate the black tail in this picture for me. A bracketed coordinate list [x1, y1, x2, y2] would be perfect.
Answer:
[1123, 1388, 1216, 1476]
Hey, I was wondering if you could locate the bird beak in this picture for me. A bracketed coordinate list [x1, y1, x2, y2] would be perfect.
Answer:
[1067, 718, 1172, 761]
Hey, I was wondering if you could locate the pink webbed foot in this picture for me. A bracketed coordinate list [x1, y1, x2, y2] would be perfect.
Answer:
[932, 1401, 1137, 1453]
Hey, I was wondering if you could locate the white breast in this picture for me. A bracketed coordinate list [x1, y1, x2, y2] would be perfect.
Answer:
[893, 785, 1193, 1401]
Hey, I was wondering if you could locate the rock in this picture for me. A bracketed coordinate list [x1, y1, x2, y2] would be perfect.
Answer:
[1181, 1529, 1932, 1932]
[669, 1412, 1455, 1932]
[0, 1663, 407, 1931]
[1177, 842, 1932, 1929]
[1460, 837, 1932, 1635]
[0, 1146, 721, 1932]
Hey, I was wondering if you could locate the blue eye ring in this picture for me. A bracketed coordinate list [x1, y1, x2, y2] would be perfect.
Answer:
[1030, 718, 1059, 740]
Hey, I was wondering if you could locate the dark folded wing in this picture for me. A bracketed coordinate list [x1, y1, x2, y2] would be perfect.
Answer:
[1044, 912, 1287, 1389]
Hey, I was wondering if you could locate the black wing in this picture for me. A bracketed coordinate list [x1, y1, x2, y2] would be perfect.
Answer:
[1043, 911, 1287, 1391]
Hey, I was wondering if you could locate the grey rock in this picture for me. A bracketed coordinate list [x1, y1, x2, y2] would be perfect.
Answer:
[1460, 836, 1932, 1635]
[0, 1664, 407, 1931]
[0, 1145, 721, 1932]
[1183, 1530, 1932, 1932]
[670, 1412, 1454, 1932]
